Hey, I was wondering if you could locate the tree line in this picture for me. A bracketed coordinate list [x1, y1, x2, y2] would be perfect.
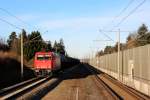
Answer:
[0, 38, 9, 51]
[0, 29, 66, 61]
[96, 24, 150, 57]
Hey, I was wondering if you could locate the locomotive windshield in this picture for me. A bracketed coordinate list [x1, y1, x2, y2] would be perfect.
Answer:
[45, 55, 52, 60]
[37, 54, 52, 60]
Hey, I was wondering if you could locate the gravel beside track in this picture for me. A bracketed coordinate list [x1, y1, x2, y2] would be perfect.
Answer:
[42, 64, 117, 100]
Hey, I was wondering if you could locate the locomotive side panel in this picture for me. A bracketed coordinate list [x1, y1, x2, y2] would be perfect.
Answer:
[52, 53, 61, 71]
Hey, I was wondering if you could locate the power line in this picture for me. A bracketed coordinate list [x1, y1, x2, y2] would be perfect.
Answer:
[103, 0, 135, 29]
[99, 30, 115, 42]
[24, 30, 48, 45]
[0, 15, 49, 48]
[0, 17, 25, 79]
[0, 7, 50, 44]
[0, 7, 38, 30]
[93, 39, 112, 42]
[100, 0, 135, 42]
[0, 17, 22, 30]
[112, 0, 146, 29]
[100, 0, 146, 42]
[115, 0, 135, 19]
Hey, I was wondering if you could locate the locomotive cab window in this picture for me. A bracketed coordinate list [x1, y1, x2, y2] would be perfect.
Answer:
[36, 54, 52, 60]
[45, 55, 52, 60]
[37, 55, 44, 60]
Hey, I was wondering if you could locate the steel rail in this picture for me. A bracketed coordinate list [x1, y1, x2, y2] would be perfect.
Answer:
[84, 64, 121, 100]
[0, 77, 39, 94]
[103, 74, 150, 100]
[85, 64, 150, 100]
[0, 77, 49, 100]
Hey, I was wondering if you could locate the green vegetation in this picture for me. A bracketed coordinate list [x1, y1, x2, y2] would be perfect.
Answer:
[96, 24, 150, 57]
[0, 29, 66, 61]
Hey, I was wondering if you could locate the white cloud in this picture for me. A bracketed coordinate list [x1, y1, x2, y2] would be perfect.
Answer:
[38, 16, 114, 30]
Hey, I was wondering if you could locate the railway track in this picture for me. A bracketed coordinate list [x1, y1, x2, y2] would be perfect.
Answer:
[101, 74, 150, 100]
[92, 73, 121, 100]
[85, 64, 121, 100]
[0, 77, 50, 100]
[84, 64, 150, 100]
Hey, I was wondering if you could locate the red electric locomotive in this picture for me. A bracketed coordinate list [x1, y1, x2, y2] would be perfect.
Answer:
[34, 52, 61, 76]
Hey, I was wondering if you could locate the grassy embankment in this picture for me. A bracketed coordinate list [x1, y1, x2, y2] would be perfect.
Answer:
[0, 51, 35, 89]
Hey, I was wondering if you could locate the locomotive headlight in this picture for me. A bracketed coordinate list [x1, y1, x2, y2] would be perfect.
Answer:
[35, 70, 39, 72]
[47, 70, 51, 73]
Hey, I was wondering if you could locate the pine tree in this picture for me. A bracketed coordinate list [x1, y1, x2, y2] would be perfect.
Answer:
[7, 32, 17, 48]
[137, 24, 148, 46]
[24, 31, 44, 60]
[53, 41, 58, 52]
[45, 41, 52, 52]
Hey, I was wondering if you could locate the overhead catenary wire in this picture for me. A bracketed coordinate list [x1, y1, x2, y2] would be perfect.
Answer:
[111, 0, 146, 30]
[100, 0, 146, 42]
[0, 7, 38, 31]
[103, 0, 135, 29]
[0, 7, 51, 47]
[99, 0, 135, 41]
[0, 16, 48, 53]
[104, 0, 147, 49]
[0, 17, 22, 30]
[23, 30, 48, 45]
[0, 11, 49, 79]
[114, 0, 135, 19]
[0, 16, 25, 79]
[98, 30, 115, 42]
[0, 7, 50, 46]
[0, 16, 48, 43]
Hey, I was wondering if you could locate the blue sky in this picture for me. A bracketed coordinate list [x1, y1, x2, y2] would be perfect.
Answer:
[0, 0, 150, 58]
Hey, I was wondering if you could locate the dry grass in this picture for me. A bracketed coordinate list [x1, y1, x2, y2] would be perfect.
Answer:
[0, 51, 35, 89]
[0, 51, 30, 67]
[0, 51, 19, 58]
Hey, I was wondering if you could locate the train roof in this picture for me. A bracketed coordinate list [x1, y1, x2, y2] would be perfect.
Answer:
[35, 52, 61, 56]
[35, 52, 53, 55]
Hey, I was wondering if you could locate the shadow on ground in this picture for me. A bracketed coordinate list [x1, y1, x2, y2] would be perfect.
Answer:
[0, 57, 35, 89]
[33, 63, 103, 99]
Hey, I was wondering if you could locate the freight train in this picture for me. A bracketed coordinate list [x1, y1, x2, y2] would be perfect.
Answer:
[34, 51, 80, 76]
